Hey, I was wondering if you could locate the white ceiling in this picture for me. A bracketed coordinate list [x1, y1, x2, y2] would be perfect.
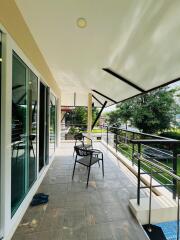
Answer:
[15, 0, 180, 107]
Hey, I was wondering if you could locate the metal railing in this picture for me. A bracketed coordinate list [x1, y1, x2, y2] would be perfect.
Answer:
[104, 126, 179, 196]
[135, 149, 180, 240]
[61, 123, 180, 238]
[104, 126, 180, 239]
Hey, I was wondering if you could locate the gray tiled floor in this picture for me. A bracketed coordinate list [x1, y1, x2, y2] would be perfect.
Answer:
[12, 142, 148, 240]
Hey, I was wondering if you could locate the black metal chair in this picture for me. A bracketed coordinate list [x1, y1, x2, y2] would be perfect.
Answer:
[73, 133, 93, 156]
[72, 146, 104, 187]
[12, 134, 36, 163]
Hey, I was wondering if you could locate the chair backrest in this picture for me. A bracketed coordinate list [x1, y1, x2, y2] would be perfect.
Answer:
[74, 146, 92, 157]
[74, 133, 83, 141]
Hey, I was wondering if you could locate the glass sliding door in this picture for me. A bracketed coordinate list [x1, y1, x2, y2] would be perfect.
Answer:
[11, 53, 38, 214]
[28, 70, 38, 188]
[11, 54, 27, 214]
[49, 93, 57, 157]
[39, 82, 49, 171]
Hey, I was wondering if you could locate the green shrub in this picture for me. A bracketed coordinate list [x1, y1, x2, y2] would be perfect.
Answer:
[160, 131, 180, 140]
[68, 127, 79, 135]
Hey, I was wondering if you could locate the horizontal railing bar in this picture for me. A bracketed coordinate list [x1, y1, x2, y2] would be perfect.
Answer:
[140, 171, 165, 175]
[109, 126, 173, 140]
[131, 139, 179, 144]
[141, 143, 173, 157]
[139, 156, 180, 182]
[139, 163, 172, 183]
[140, 184, 174, 189]
[140, 154, 174, 171]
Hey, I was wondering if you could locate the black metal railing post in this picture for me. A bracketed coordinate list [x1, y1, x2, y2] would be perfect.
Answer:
[132, 132, 135, 165]
[173, 145, 178, 199]
[137, 143, 141, 205]
[148, 167, 153, 233]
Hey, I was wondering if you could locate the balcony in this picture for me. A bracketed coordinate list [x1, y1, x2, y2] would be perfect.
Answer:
[12, 142, 149, 240]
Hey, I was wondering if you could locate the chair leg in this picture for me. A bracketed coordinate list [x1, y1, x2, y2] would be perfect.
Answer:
[16, 148, 19, 165]
[102, 159, 104, 177]
[31, 145, 36, 159]
[72, 161, 77, 180]
[98, 160, 100, 167]
[86, 166, 91, 188]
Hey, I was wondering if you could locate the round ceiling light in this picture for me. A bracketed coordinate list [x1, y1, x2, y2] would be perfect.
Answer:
[77, 18, 87, 28]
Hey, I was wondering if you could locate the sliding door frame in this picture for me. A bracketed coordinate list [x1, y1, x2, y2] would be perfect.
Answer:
[0, 23, 59, 240]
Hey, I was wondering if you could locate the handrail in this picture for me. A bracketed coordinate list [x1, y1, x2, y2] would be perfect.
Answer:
[109, 126, 173, 140]
[131, 139, 180, 144]
[139, 155, 180, 182]
[137, 154, 180, 239]
[142, 143, 173, 158]
[105, 125, 180, 238]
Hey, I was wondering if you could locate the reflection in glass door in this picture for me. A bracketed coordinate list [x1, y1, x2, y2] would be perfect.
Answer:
[49, 93, 57, 157]
[11, 53, 38, 214]
[11, 54, 27, 214]
[28, 70, 38, 188]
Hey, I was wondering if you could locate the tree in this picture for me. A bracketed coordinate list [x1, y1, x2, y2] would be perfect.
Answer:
[107, 86, 179, 134]
[65, 107, 87, 126]
[116, 99, 134, 129]
[65, 106, 99, 127]
[107, 110, 120, 126]
[132, 87, 178, 133]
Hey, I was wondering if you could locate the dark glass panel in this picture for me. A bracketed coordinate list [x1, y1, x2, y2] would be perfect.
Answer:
[28, 70, 38, 188]
[49, 93, 56, 157]
[11, 54, 27, 214]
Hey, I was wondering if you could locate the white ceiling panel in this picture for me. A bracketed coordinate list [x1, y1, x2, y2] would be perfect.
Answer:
[15, 0, 180, 106]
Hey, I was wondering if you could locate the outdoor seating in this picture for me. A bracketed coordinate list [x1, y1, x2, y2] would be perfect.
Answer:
[12, 134, 36, 163]
[73, 133, 93, 156]
[72, 146, 104, 187]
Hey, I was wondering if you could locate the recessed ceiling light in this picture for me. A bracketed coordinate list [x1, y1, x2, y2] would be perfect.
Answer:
[77, 18, 87, 28]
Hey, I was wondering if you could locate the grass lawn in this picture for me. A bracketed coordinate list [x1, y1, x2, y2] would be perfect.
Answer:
[81, 128, 106, 133]
[117, 142, 180, 192]
[91, 129, 106, 133]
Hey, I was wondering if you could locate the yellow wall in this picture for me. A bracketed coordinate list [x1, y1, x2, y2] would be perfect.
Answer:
[0, 0, 61, 96]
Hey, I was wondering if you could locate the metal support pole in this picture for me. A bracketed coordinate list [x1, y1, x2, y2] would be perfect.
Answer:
[137, 143, 141, 205]
[148, 167, 153, 232]
[173, 145, 178, 199]
[92, 101, 107, 130]
[132, 132, 135, 165]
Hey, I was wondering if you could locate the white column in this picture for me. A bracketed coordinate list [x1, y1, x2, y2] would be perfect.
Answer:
[87, 93, 92, 142]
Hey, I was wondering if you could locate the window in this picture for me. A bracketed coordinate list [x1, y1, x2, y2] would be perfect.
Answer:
[11, 53, 38, 214]
[49, 93, 57, 157]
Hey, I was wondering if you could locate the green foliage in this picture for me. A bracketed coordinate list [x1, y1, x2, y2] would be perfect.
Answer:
[68, 126, 80, 135]
[116, 99, 134, 128]
[65, 106, 99, 127]
[132, 88, 178, 133]
[107, 110, 120, 126]
[160, 131, 180, 140]
[107, 86, 179, 134]
[65, 107, 87, 126]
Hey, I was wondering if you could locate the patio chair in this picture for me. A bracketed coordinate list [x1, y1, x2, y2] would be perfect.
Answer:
[73, 133, 93, 156]
[72, 146, 104, 187]
[12, 134, 36, 163]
